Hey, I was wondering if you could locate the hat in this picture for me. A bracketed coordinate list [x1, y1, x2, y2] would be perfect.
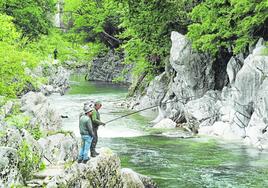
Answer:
[84, 106, 94, 114]
[94, 100, 102, 105]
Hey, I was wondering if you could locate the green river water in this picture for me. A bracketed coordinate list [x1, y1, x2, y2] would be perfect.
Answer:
[53, 75, 268, 188]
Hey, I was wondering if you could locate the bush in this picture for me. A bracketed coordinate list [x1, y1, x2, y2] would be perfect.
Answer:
[17, 140, 42, 181]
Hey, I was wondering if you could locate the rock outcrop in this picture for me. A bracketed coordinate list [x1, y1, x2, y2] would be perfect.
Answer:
[20, 92, 62, 132]
[27, 64, 70, 96]
[45, 148, 156, 188]
[38, 133, 78, 165]
[86, 51, 131, 84]
[132, 31, 268, 149]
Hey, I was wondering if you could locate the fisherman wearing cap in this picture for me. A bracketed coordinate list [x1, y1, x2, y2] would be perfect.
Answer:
[90, 101, 105, 157]
[77, 105, 94, 164]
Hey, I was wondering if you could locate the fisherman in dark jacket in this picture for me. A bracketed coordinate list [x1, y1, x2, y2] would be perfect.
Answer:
[78, 106, 94, 164]
[90, 101, 105, 157]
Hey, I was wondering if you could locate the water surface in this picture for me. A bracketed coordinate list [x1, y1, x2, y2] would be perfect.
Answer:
[49, 75, 268, 188]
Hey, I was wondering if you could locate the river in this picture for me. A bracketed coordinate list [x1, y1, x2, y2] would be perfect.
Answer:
[48, 75, 268, 188]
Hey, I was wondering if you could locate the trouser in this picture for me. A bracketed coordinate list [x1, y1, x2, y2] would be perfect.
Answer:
[78, 135, 93, 160]
[90, 126, 98, 153]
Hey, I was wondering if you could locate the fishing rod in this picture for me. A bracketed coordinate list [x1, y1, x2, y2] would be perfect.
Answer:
[104, 96, 195, 124]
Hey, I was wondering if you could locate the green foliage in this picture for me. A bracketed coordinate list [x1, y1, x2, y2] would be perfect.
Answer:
[5, 114, 30, 129]
[5, 103, 43, 140]
[0, 14, 20, 43]
[118, 0, 198, 77]
[39, 161, 46, 171]
[187, 0, 268, 55]
[26, 29, 104, 63]
[0, 0, 55, 40]
[18, 140, 41, 181]
[0, 41, 39, 97]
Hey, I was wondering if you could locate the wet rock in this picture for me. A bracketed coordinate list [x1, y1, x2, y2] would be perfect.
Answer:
[153, 118, 176, 129]
[121, 168, 156, 188]
[46, 148, 156, 188]
[199, 121, 245, 140]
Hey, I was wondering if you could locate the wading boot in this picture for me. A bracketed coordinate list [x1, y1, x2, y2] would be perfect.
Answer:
[91, 150, 99, 157]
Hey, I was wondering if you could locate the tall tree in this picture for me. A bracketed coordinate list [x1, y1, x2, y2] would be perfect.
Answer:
[0, 0, 55, 40]
[187, 0, 268, 56]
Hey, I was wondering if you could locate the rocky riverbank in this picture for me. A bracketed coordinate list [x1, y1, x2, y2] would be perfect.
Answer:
[0, 63, 156, 188]
[130, 31, 268, 150]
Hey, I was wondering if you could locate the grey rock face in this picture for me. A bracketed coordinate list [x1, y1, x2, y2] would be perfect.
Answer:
[46, 148, 156, 188]
[21, 92, 62, 132]
[48, 66, 70, 95]
[86, 51, 131, 84]
[199, 41, 268, 147]
[226, 57, 242, 85]
[133, 73, 170, 110]
[38, 133, 78, 165]
[0, 128, 42, 186]
[29, 65, 70, 96]
[184, 91, 220, 126]
[131, 32, 215, 124]
[0, 147, 21, 186]
[170, 31, 215, 99]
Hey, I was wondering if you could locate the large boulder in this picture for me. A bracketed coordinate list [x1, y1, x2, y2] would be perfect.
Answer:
[46, 148, 156, 188]
[153, 118, 176, 129]
[133, 72, 170, 110]
[0, 128, 43, 185]
[199, 40, 268, 146]
[0, 147, 21, 186]
[184, 91, 220, 126]
[121, 168, 156, 188]
[21, 92, 62, 132]
[38, 133, 79, 165]
[170, 31, 215, 100]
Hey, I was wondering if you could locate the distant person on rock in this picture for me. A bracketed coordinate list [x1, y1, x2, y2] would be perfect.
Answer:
[78, 105, 94, 164]
[53, 48, 58, 60]
[90, 101, 105, 157]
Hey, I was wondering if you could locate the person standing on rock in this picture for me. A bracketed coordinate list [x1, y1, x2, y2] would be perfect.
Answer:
[78, 105, 94, 164]
[90, 101, 105, 157]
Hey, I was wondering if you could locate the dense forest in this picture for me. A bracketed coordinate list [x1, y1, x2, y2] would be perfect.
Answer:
[0, 0, 267, 98]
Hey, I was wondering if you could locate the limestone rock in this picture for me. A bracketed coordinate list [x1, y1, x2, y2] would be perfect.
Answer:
[226, 57, 242, 85]
[21, 92, 62, 132]
[46, 148, 157, 188]
[170, 31, 215, 99]
[184, 91, 220, 124]
[134, 73, 170, 110]
[153, 118, 176, 129]
[0, 147, 21, 186]
[38, 133, 78, 165]
[86, 51, 131, 84]
[199, 121, 245, 140]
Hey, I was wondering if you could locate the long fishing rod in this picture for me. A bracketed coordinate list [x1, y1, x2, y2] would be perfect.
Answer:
[104, 96, 195, 124]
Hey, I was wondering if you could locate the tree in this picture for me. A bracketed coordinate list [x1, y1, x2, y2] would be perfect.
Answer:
[0, 0, 55, 40]
[187, 0, 268, 56]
